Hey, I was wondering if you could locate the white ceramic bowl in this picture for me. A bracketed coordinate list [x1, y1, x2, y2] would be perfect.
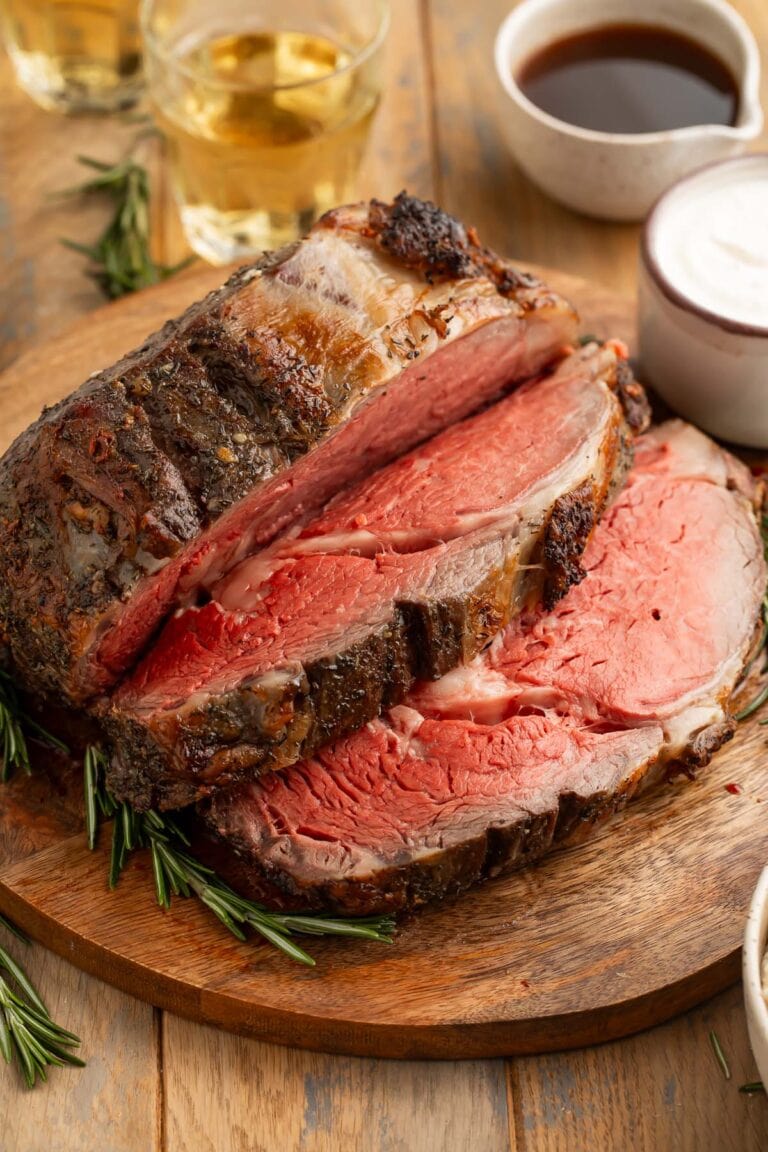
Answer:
[744, 866, 768, 1089]
[494, 0, 763, 221]
[638, 153, 768, 449]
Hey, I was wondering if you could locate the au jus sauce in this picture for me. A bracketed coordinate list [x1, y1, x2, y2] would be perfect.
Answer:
[517, 24, 738, 135]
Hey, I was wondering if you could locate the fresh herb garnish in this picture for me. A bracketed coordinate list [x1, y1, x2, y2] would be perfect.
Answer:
[0, 673, 30, 783]
[709, 1029, 731, 1080]
[0, 914, 28, 944]
[85, 746, 395, 967]
[739, 1081, 766, 1095]
[0, 918, 84, 1088]
[61, 155, 193, 300]
[0, 669, 68, 782]
[736, 679, 768, 722]
[0, 693, 83, 1088]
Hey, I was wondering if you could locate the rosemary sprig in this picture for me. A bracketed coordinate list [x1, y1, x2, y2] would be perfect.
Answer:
[709, 1029, 731, 1080]
[61, 155, 192, 300]
[737, 680, 768, 723]
[0, 669, 68, 783]
[0, 674, 29, 783]
[0, 918, 84, 1088]
[0, 914, 29, 945]
[85, 747, 395, 967]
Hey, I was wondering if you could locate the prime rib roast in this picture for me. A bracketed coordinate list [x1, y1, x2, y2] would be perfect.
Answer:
[0, 194, 579, 707]
[0, 191, 761, 929]
[103, 341, 646, 810]
[196, 422, 766, 915]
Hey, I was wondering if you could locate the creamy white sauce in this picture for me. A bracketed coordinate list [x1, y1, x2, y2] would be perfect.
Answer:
[653, 159, 768, 328]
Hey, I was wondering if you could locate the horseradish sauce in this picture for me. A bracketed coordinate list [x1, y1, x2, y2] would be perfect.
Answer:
[649, 156, 768, 329]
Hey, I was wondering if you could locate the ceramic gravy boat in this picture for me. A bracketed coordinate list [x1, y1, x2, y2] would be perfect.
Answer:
[494, 0, 763, 221]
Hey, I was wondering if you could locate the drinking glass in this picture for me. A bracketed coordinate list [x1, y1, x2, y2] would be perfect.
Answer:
[0, 0, 142, 114]
[141, 0, 389, 263]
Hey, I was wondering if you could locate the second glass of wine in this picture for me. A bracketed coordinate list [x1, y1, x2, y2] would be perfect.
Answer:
[141, 0, 389, 263]
[1, 1, 142, 113]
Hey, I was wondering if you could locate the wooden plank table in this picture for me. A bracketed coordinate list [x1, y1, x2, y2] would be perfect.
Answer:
[1, 2, 768, 1147]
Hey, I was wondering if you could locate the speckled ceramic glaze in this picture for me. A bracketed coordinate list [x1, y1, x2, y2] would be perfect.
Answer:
[494, 0, 763, 221]
[639, 154, 768, 448]
[744, 867, 768, 1089]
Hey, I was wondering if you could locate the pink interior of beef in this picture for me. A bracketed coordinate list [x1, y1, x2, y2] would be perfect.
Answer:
[416, 440, 763, 727]
[240, 711, 662, 855]
[115, 358, 614, 714]
[92, 309, 570, 689]
[217, 425, 764, 862]
[120, 538, 505, 712]
[483, 479, 758, 726]
[215, 361, 611, 608]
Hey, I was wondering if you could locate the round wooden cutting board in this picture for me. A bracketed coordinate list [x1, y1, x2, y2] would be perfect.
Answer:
[0, 265, 766, 1060]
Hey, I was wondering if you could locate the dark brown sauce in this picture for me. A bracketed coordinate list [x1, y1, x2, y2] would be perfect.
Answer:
[517, 24, 738, 134]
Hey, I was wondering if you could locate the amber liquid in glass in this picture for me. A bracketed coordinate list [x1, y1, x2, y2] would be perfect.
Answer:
[153, 30, 380, 262]
[1, 0, 142, 113]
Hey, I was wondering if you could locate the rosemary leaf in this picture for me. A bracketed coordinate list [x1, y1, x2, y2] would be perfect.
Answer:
[60, 238, 101, 260]
[76, 154, 115, 173]
[248, 920, 316, 967]
[276, 915, 396, 942]
[122, 802, 136, 852]
[739, 1081, 766, 1094]
[84, 747, 99, 852]
[0, 1015, 12, 1065]
[0, 914, 30, 945]
[709, 1029, 731, 1080]
[150, 840, 170, 909]
[20, 716, 69, 754]
[108, 815, 126, 892]
[735, 679, 768, 722]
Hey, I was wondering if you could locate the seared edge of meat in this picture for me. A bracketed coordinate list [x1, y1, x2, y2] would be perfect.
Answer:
[0, 195, 578, 704]
[191, 422, 765, 915]
[191, 717, 738, 917]
[102, 347, 640, 810]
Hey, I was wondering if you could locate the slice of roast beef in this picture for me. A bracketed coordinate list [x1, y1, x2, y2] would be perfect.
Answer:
[0, 194, 579, 706]
[103, 342, 643, 810]
[196, 421, 766, 915]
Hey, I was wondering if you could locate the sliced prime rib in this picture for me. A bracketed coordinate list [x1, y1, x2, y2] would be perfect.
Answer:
[103, 342, 645, 810]
[196, 422, 766, 915]
[0, 194, 579, 706]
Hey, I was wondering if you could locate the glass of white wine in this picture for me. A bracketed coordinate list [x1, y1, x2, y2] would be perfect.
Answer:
[141, 0, 389, 264]
[0, 0, 142, 113]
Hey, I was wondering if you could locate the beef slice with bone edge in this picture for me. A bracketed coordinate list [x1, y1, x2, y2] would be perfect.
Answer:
[0, 193, 582, 706]
[196, 421, 766, 916]
[103, 341, 644, 810]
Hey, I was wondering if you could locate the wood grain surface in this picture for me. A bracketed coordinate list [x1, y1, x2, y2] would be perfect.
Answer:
[0, 264, 766, 1063]
[1, 0, 768, 1147]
